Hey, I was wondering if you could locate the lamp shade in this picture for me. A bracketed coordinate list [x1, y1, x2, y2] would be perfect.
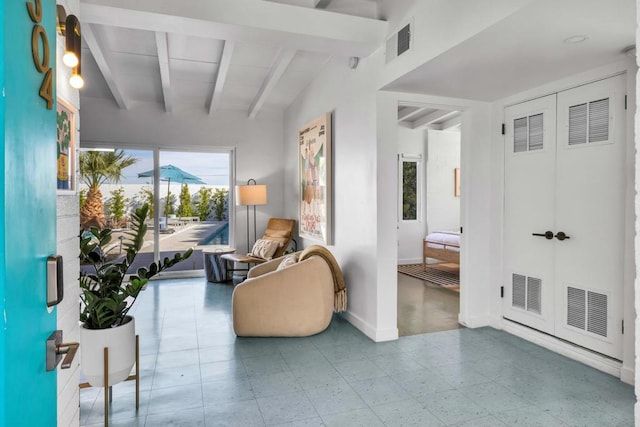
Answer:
[237, 184, 267, 206]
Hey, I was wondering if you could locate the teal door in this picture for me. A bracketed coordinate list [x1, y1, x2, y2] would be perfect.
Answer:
[0, 0, 58, 425]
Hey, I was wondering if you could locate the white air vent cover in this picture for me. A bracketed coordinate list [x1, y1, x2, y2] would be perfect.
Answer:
[568, 98, 610, 145]
[386, 20, 412, 63]
[513, 113, 544, 153]
[512, 273, 542, 314]
[566, 286, 608, 337]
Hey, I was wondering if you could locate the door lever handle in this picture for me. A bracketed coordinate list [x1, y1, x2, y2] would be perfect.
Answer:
[555, 231, 570, 241]
[532, 231, 554, 240]
[57, 342, 79, 369]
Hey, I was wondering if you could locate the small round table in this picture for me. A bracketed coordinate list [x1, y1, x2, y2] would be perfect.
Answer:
[202, 246, 236, 283]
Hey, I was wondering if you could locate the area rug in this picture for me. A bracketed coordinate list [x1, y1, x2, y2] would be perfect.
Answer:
[398, 263, 460, 291]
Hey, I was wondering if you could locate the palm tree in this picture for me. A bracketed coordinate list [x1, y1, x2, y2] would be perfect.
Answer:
[80, 150, 137, 229]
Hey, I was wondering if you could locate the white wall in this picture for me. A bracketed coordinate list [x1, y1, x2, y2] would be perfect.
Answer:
[397, 126, 426, 264]
[79, 98, 285, 254]
[283, 52, 399, 341]
[56, 0, 81, 423]
[426, 129, 460, 233]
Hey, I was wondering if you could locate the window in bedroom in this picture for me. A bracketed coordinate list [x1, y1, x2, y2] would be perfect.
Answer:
[399, 154, 422, 221]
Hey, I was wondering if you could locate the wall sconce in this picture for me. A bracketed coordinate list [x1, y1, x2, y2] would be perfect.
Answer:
[57, 5, 84, 89]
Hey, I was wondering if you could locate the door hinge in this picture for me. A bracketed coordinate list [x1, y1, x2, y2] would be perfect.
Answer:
[622, 320, 624, 334]
[460, 226, 463, 234]
[624, 95, 627, 110]
[501, 123, 505, 135]
[500, 286, 504, 298]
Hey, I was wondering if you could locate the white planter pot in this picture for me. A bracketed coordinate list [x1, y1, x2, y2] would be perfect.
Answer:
[80, 316, 135, 387]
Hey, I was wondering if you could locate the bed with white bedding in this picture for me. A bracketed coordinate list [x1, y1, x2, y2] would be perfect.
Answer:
[423, 231, 460, 271]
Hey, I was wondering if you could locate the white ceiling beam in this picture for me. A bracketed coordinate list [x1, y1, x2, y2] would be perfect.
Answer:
[82, 24, 130, 110]
[81, 0, 387, 57]
[398, 106, 428, 122]
[248, 49, 296, 119]
[209, 41, 235, 115]
[441, 115, 462, 131]
[155, 32, 172, 113]
[412, 110, 459, 130]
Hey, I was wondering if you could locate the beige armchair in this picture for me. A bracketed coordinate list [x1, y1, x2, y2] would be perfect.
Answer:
[232, 245, 347, 337]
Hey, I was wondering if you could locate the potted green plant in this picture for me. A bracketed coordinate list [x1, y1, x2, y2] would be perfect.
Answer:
[79, 203, 192, 386]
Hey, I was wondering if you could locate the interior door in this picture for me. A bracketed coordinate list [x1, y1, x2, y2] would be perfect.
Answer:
[502, 94, 557, 334]
[553, 75, 625, 359]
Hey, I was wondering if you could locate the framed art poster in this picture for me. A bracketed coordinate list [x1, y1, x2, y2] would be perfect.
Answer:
[299, 112, 332, 244]
[56, 97, 76, 191]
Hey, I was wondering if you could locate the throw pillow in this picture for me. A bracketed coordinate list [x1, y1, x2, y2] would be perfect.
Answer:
[250, 239, 279, 260]
[276, 254, 298, 271]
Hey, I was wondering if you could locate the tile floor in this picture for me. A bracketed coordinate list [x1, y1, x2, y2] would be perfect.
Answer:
[397, 273, 461, 336]
[80, 277, 635, 427]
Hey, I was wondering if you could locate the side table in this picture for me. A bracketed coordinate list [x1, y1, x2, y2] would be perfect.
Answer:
[202, 246, 236, 282]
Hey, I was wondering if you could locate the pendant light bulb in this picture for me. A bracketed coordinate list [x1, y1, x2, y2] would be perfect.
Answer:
[63, 51, 79, 68]
[69, 73, 84, 89]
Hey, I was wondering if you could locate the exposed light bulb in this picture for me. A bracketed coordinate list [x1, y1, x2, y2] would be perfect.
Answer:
[63, 51, 79, 68]
[69, 73, 84, 89]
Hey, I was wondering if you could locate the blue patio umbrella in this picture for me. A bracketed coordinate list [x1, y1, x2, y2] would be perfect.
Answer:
[138, 165, 205, 214]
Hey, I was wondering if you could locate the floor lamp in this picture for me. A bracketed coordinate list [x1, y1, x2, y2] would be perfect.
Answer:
[236, 179, 268, 252]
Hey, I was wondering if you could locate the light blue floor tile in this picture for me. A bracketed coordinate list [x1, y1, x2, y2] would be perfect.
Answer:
[200, 359, 247, 383]
[391, 368, 455, 398]
[371, 399, 444, 426]
[418, 389, 490, 425]
[494, 407, 569, 427]
[457, 381, 534, 413]
[198, 344, 238, 364]
[332, 359, 387, 383]
[201, 377, 255, 403]
[249, 371, 303, 398]
[145, 407, 205, 426]
[293, 365, 348, 391]
[83, 390, 150, 425]
[370, 352, 425, 375]
[204, 399, 265, 427]
[447, 415, 509, 427]
[268, 417, 325, 427]
[147, 383, 203, 415]
[321, 407, 385, 427]
[304, 383, 367, 416]
[349, 376, 411, 406]
[256, 392, 318, 425]
[243, 354, 290, 377]
[151, 363, 201, 389]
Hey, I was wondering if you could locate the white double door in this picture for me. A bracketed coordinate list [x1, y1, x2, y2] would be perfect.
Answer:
[503, 75, 626, 359]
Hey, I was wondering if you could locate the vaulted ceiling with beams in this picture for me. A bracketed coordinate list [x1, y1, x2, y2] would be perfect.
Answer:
[79, 0, 385, 117]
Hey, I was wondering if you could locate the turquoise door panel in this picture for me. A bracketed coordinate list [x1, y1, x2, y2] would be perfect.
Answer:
[1, 0, 58, 426]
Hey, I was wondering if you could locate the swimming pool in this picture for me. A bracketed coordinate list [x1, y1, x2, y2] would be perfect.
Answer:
[200, 222, 229, 245]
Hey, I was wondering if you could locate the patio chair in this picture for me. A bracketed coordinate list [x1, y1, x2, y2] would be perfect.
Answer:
[221, 218, 296, 276]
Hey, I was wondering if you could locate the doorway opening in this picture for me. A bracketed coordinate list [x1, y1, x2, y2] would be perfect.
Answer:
[396, 102, 462, 336]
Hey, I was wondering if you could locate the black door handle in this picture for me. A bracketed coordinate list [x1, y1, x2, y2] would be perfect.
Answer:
[532, 231, 554, 240]
[555, 231, 570, 241]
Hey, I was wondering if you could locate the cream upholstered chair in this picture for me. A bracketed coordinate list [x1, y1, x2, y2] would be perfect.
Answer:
[221, 218, 296, 273]
[232, 245, 347, 337]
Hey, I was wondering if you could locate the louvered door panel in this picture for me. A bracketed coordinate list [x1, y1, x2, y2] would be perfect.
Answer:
[502, 94, 556, 334]
[554, 75, 624, 358]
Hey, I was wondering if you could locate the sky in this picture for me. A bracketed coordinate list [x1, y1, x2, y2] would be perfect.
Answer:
[118, 149, 230, 186]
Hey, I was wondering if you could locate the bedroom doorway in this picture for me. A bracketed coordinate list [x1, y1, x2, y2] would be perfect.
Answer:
[396, 102, 463, 336]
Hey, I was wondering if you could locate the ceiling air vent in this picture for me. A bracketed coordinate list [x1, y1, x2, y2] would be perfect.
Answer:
[386, 20, 412, 63]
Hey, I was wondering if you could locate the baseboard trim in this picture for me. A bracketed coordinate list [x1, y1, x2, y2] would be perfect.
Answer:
[620, 365, 635, 385]
[458, 313, 490, 328]
[502, 319, 623, 378]
[342, 311, 398, 342]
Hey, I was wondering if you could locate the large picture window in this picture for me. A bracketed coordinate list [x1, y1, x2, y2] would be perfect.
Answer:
[399, 154, 422, 221]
